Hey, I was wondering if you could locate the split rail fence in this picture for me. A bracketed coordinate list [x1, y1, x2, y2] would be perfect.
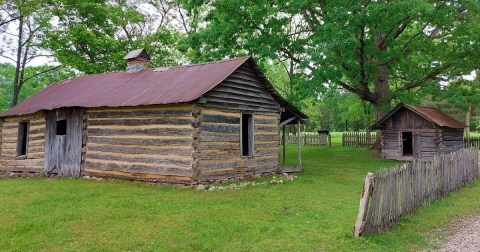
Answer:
[342, 132, 376, 148]
[354, 148, 479, 237]
[284, 133, 331, 146]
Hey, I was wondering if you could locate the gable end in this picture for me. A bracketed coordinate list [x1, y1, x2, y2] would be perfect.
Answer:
[200, 61, 281, 113]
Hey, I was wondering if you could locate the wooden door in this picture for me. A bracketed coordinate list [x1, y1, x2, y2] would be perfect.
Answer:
[414, 131, 422, 159]
[55, 135, 66, 172]
[44, 108, 83, 177]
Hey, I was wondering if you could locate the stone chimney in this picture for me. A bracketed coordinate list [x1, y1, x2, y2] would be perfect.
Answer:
[124, 48, 150, 72]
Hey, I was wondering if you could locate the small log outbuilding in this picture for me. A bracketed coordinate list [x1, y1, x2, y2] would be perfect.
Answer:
[0, 50, 307, 183]
[372, 103, 466, 161]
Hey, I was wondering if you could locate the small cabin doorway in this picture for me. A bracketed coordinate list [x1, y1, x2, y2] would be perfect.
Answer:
[44, 108, 83, 177]
[402, 132, 413, 156]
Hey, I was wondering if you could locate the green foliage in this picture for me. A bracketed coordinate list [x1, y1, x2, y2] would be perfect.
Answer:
[41, 0, 184, 74]
[183, 0, 480, 117]
[0, 63, 15, 111]
[0, 63, 75, 112]
[42, 1, 139, 74]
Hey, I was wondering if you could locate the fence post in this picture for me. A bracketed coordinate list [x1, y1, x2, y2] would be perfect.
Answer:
[354, 172, 374, 238]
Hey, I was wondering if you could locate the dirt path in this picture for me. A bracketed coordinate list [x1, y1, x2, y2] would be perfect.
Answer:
[437, 214, 480, 252]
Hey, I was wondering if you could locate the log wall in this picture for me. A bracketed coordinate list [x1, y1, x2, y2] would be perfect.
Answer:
[418, 129, 439, 159]
[196, 107, 279, 181]
[440, 128, 464, 154]
[202, 61, 281, 113]
[381, 130, 401, 159]
[0, 112, 46, 171]
[382, 129, 440, 160]
[83, 104, 196, 183]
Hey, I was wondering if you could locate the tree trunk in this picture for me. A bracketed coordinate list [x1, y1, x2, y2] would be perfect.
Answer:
[371, 34, 390, 150]
[12, 16, 24, 107]
[466, 103, 472, 144]
[373, 34, 390, 121]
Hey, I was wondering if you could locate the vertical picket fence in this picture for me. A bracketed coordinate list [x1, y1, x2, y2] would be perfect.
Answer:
[354, 148, 479, 237]
[464, 136, 480, 149]
[284, 133, 331, 146]
[342, 132, 376, 148]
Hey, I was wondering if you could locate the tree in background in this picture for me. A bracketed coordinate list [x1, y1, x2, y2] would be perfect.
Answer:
[0, 63, 75, 112]
[182, 0, 480, 123]
[42, 0, 190, 74]
[0, 0, 192, 109]
[0, 0, 63, 106]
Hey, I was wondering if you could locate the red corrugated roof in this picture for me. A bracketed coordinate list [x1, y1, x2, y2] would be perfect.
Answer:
[373, 103, 467, 129]
[404, 104, 467, 129]
[1, 57, 250, 117]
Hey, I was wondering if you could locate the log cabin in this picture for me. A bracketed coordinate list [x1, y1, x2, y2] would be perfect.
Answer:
[0, 49, 307, 183]
[372, 103, 466, 161]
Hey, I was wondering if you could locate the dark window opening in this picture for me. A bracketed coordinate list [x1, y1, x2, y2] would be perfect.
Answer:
[56, 120, 67, 135]
[17, 122, 29, 156]
[241, 114, 253, 156]
[402, 132, 413, 156]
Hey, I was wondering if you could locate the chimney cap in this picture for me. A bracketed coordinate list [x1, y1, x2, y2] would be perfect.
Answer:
[124, 48, 150, 61]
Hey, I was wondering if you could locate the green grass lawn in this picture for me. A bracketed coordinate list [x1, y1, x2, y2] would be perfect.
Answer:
[1, 144, 479, 251]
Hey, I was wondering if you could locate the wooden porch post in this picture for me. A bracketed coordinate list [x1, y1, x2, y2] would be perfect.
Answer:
[282, 125, 286, 166]
[297, 120, 302, 168]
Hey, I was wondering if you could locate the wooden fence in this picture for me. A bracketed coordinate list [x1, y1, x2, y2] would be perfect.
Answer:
[342, 132, 376, 148]
[354, 148, 479, 237]
[284, 133, 331, 146]
[464, 136, 480, 148]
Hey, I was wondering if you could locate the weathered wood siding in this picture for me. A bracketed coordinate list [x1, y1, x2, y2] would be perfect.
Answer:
[417, 129, 439, 159]
[44, 108, 83, 177]
[202, 61, 281, 113]
[0, 112, 45, 171]
[383, 107, 436, 129]
[381, 130, 400, 159]
[440, 128, 464, 154]
[382, 129, 440, 160]
[83, 104, 195, 182]
[380, 106, 447, 160]
[196, 109, 279, 181]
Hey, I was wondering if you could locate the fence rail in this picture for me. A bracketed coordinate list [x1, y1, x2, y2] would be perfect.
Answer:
[354, 148, 479, 237]
[284, 133, 331, 146]
[342, 132, 376, 148]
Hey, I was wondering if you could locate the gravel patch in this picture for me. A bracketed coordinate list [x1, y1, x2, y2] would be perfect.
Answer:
[437, 215, 480, 252]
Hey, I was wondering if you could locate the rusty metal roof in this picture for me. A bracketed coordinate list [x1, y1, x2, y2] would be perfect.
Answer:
[1, 57, 308, 121]
[374, 103, 467, 129]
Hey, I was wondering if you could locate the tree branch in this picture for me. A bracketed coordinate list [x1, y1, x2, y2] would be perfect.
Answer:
[22, 65, 62, 84]
[397, 63, 452, 91]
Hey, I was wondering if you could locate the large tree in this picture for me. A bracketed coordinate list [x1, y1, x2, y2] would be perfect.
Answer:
[0, 0, 60, 106]
[42, 0, 188, 74]
[183, 0, 480, 120]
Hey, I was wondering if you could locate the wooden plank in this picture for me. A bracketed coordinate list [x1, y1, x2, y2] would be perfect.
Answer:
[200, 123, 239, 133]
[84, 168, 193, 182]
[88, 117, 192, 126]
[87, 144, 193, 156]
[84, 160, 193, 175]
[88, 109, 193, 119]
[201, 114, 240, 124]
[88, 136, 192, 146]
[86, 153, 192, 167]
